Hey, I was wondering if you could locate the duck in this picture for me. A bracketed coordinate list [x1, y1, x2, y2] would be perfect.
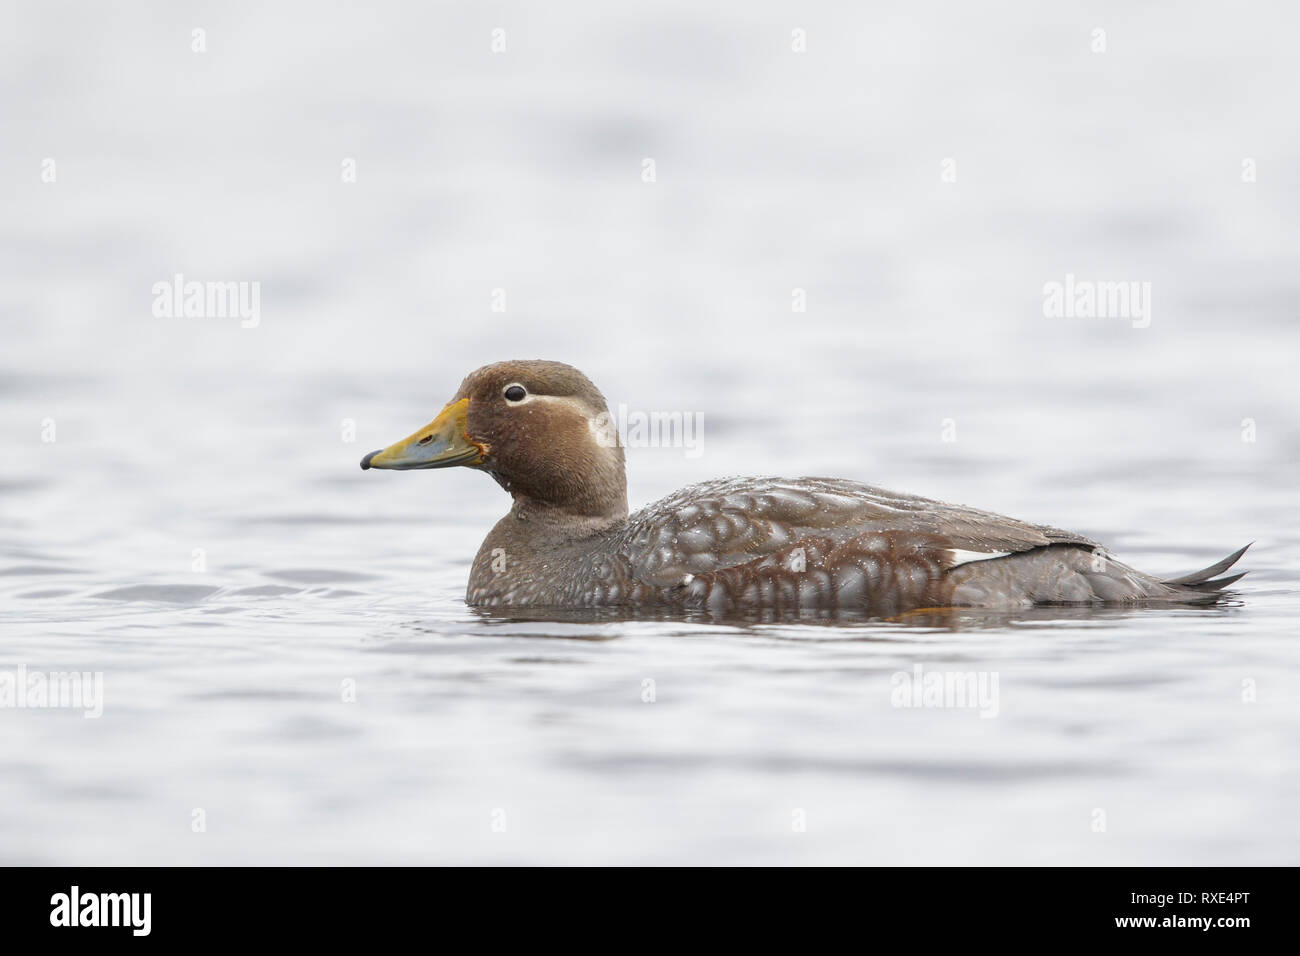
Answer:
[360, 360, 1248, 614]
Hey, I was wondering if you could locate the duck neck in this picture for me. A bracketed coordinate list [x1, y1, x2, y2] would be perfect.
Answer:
[505, 490, 628, 538]
[486, 441, 629, 534]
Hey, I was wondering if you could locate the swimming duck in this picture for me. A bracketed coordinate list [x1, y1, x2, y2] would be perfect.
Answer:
[360, 360, 1248, 613]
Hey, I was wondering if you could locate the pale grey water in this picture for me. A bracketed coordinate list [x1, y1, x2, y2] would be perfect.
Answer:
[2, 2, 1299, 864]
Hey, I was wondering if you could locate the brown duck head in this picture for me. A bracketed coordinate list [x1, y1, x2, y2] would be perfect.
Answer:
[361, 360, 628, 520]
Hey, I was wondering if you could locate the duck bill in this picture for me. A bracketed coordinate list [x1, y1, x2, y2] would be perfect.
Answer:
[360, 398, 484, 470]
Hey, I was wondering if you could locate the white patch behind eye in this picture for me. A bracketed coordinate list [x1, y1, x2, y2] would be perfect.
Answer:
[501, 393, 622, 462]
[502, 390, 595, 418]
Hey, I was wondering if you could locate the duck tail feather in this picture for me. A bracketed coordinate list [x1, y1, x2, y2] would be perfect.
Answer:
[1162, 543, 1252, 588]
[1182, 570, 1248, 592]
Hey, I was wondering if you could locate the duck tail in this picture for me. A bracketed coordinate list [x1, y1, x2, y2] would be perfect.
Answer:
[1162, 542, 1252, 592]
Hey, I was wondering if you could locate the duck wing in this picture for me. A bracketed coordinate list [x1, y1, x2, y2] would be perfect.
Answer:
[618, 476, 1096, 588]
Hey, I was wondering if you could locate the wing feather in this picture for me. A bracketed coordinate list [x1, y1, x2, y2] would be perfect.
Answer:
[619, 477, 1096, 586]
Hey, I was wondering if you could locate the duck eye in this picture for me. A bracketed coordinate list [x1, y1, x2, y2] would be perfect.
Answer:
[503, 384, 527, 403]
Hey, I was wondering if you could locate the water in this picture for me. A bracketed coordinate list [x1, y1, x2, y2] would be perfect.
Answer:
[3, 1, 1299, 864]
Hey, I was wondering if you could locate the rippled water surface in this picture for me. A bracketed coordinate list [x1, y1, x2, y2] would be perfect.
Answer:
[3, 2, 1299, 864]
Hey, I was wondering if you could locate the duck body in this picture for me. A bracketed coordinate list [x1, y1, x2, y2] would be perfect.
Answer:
[362, 361, 1248, 615]
[466, 476, 1245, 612]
